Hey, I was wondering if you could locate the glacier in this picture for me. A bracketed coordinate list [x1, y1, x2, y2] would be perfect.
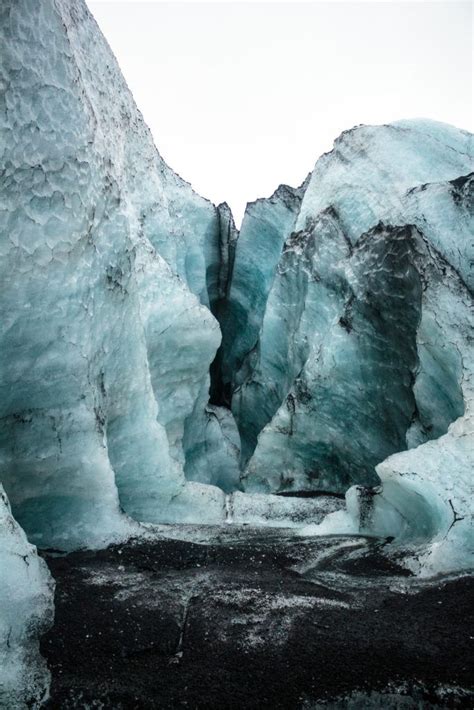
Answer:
[229, 123, 472, 490]
[229, 124, 473, 573]
[0, 485, 54, 707]
[0, 0, 229, 553]
[0, 0, 473, 705]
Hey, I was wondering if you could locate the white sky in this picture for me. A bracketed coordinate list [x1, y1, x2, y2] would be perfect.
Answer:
[88, 0, 473, 225]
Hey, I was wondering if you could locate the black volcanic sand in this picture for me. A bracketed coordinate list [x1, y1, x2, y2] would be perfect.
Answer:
[40, 528, 474, 709]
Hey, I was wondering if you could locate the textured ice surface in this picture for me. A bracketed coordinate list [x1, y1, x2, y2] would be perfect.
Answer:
[295, 120, 473, 243]
[243, 126, 472, 491]
[216, 181, 308, 421]
[400, 173, 473, 292]
[300, 214, 474, 574]
[242, 221, 422, 494]
[230, 123, 472, 498]
[0, 0, 227, 549]
[0, 486, 54, 708]
[0, 0, 473, 592]
[210, 121, 472, 574]
[342, 248, 474, 575]
[184, 403, 241, 493]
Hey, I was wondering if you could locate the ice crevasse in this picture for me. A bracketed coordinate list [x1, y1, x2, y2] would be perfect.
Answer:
[0, 0, 473, 705]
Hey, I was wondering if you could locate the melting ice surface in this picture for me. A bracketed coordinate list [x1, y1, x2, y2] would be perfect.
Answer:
[0, 0, 473, 705]
[0, 486, 54, 707]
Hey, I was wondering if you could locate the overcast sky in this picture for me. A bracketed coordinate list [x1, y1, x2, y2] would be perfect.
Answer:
[88, 1, 473, 225]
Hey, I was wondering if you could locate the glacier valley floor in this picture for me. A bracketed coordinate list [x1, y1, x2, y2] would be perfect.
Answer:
[40, 529, 473, 709]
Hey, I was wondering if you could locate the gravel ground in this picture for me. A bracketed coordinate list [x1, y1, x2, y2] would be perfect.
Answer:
[40, 528, 474, 709]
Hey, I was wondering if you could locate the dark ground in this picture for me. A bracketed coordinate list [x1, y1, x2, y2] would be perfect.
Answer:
[40, 527, 474, 709]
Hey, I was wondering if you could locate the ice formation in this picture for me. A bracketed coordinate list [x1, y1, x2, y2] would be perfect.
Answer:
[0, 486, 54, 708]
[223, 124, 473, 572]
[0, 0, 232, 553]
[0, 0, 473, 703]
[222, 123, 472, 491]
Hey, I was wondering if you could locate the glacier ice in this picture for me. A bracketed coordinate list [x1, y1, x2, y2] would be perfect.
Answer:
[0, 486, 54, 708]
[0, 0, 229, 551]
[0, 1, 230, 697]
[0, 0, 472, 555]
[242, 221, 423, 494]
[2, 1, 473, 705]
[228, 123, 472, 493]
[328, 237, 474, 575]
[225, 127, 473, 575]
[215, 181, 308, 430]
[0, 12, 473, 705]
[1, 0, 474, 701]
[184, 403, 241, 493]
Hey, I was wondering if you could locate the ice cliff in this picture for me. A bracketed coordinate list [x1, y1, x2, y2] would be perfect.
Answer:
[0, 0, 233, 554]
[220, 124, 473, 574]
[0, 0, 473, 705]
[0, 2, 227, 700]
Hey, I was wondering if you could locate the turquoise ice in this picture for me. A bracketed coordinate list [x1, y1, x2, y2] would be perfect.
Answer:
[0, 0, 473, 704]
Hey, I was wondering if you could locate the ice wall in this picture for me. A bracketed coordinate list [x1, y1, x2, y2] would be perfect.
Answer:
[336, 176, 474, 575]
[242, 221, 423, 494]
[0, 0, 228, 550]
[218, 123, 472, 573]
[223, 123, 473, 497]
[216, 182, 308, 418]
[0, 486, 54, 708]
[0, 0, 472, 587]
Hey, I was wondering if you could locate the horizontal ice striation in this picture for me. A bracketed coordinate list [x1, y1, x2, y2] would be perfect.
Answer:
[0, 0, 229, 550]
[0, 486, 54, 708]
